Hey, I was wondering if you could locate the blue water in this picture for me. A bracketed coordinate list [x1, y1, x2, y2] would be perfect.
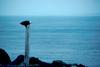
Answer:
[0, 16, 100, 67]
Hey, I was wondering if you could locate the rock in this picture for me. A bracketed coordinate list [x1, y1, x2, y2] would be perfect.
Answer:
[29, 57, 41, 65]
[78, 64, 85, 67]
[0, 48, 11, 65]
[29, 64, 41, 67]
[73, 64, 86, 67]
[39, 61, 52, 67]
[51, 60, 71, 67]
[29, 57, 52, 67]
[11, 55, 24, 65]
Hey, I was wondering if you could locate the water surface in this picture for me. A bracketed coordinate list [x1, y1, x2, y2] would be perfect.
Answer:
[0, 16, 100, 67]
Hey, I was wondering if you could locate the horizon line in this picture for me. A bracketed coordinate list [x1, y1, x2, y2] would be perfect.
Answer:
[0, 15, 100, 17]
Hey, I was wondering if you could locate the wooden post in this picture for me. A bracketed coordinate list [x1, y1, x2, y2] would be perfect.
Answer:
[20, 21, 31, 67]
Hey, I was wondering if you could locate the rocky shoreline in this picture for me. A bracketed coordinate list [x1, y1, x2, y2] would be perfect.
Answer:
[0, 48, 86, 67]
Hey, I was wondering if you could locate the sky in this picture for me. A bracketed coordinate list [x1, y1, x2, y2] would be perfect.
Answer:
[0, 0, 100, 16]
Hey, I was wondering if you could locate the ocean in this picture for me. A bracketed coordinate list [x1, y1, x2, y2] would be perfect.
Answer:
[0, 16, 100, 67]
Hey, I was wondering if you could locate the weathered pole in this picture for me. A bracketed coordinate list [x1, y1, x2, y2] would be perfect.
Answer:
[20, 21, 31, 67]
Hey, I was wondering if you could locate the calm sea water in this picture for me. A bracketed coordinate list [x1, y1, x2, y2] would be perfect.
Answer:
[0, 16, 100, 67]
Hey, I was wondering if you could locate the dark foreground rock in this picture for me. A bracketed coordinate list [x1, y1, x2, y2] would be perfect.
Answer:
[51, 60, 71, 67]
[0, 48, 86, 67]
[29, 57, 52, 67]
[11, 55, 24, 65]
[0, 48, 11, 65]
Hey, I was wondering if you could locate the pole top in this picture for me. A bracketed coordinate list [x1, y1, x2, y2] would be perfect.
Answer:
[20, 20, 31, 27]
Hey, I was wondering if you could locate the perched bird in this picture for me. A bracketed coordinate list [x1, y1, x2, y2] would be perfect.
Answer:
[20, 20, 31, 27]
